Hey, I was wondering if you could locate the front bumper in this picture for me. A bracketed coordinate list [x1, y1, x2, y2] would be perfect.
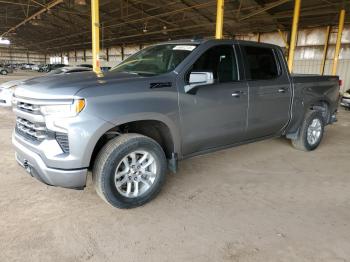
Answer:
[13, 133, 87, 189]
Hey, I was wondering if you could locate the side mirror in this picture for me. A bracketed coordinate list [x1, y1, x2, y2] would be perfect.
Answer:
[184, 72, 214, 94]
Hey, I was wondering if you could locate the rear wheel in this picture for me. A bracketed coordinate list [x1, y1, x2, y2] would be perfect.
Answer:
[291, 110, 325, 151]
[93, 134, 167, 209]
[0, 70, 7, 75]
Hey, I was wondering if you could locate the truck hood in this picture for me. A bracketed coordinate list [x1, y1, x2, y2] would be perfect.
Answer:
[14, 71, 143, 100]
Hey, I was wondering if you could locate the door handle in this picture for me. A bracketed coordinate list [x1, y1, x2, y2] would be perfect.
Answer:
[232, 91, 243, 98]
[278, 88, 287, 93]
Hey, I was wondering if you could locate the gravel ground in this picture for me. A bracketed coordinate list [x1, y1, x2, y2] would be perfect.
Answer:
[0, 71, 350, 262]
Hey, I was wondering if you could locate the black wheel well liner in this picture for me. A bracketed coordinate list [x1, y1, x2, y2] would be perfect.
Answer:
[286, 99, 330, 140]
[89, 120, 174, 169]
[309, 100, 330, 123]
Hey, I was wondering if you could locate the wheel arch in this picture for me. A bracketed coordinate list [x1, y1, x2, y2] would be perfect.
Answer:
[286, 98, 330, 139]
[308, 99, 330, 123]
[89, 116, 180, 169]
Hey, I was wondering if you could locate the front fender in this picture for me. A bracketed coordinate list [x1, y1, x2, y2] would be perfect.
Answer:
[108, 112, 182, 155]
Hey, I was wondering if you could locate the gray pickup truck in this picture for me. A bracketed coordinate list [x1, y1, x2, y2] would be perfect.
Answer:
[12, 39, 339, 208]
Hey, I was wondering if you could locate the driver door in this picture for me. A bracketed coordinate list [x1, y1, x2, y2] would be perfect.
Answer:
[177, 44, 248, 156]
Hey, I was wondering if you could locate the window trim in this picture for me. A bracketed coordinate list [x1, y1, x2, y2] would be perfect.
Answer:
[183, 44, 241, 85]
[241, 45, 282, 81]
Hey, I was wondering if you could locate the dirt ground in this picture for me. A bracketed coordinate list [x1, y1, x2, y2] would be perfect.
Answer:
[1, 71, 350, 262]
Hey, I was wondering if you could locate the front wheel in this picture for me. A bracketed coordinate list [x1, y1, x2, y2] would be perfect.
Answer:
[291, 110, 325, 151]
[93, 134, 167, 209]
[0, 70, 7, 75]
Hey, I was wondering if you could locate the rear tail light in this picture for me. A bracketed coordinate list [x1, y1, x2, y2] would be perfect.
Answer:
[339, 79, 343, 87]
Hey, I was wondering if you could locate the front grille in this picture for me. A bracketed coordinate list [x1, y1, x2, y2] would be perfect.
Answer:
[17, 101, 41, 114]
[14, 98, 70, 154]
[55, 133, 70, 153]
[16, 117, 47, 141]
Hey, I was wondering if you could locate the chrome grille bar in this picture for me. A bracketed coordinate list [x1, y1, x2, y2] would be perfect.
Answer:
[16, 117, 47, 141]
[17, 102, 41, 114]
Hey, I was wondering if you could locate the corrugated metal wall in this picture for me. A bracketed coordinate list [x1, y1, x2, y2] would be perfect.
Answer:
[0, 46, 46, 64]
[236, 25, 350, 92]
[54, 44, 141, 67]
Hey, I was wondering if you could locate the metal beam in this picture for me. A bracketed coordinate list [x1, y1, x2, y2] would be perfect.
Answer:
[239, 0, 291, 21]
[91, 0, 102, 75]
[0, 0, 63, 38]
[332, 9, 345, 76]
[287, 0, 301, 72]
[320, 26, 331, 75]
[277, 29, 289, 49]
[26, 1, 217, 47]
[215, 0, 224, 39]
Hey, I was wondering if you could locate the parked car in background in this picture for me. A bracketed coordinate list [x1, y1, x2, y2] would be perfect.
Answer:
[21, 63, 35, 70]
[101, 66, 111, 72]
[0, 80, 23, 106]
[0, 66, 13, 75]
[78, 64, 93, 68]
[46, 66, 91, 75]
[38, 64, 48, 72]
[4, 64, 17, 69]
[31, 64, 43, 71]
[78, 64, 110, 72]
[0, 66, 90, 107]
[34, 64, 45, 72]
[341, 89, 350, 110]
[39, 63, 66, 72]
[12, 39, 340, 209]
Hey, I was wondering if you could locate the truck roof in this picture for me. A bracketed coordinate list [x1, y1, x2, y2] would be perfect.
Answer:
[159, 38, 281, 50]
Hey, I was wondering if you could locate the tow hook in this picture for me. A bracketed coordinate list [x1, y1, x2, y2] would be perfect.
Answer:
[23, 160, 32, 175]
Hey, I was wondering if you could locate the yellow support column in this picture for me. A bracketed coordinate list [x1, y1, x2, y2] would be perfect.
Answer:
[320, 26, 331, 75]
[91, 0, 102, 75]
[215, 0, 224, 39]
[332, 9, 345, 76]
[287, 0, 301, 72]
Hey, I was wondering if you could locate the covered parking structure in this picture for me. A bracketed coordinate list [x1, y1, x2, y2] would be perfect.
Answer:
[0, 1, 347, 48]
[1, 1, 350, 81]
[1, 1, 350, 262]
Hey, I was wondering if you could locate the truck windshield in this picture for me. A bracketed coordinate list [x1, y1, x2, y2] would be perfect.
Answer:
[110, 44, 197, 76]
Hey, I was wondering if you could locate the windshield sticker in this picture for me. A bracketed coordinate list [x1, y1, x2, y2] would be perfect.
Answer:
[173, 45, 196, 51]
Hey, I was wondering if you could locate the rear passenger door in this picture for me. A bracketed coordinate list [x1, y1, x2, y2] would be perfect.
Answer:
[240, 44, 292, 139]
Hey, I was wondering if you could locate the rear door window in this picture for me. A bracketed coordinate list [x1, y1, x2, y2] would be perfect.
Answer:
[242, 46, 280, 80]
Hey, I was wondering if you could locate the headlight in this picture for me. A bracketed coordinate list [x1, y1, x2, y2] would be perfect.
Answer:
[40, 99, 85, 117]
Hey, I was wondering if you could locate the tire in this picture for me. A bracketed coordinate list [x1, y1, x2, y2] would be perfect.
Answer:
[291, 110, 325, 151]
[0, 70, 7, 75]
[93, 133, 167, 209]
